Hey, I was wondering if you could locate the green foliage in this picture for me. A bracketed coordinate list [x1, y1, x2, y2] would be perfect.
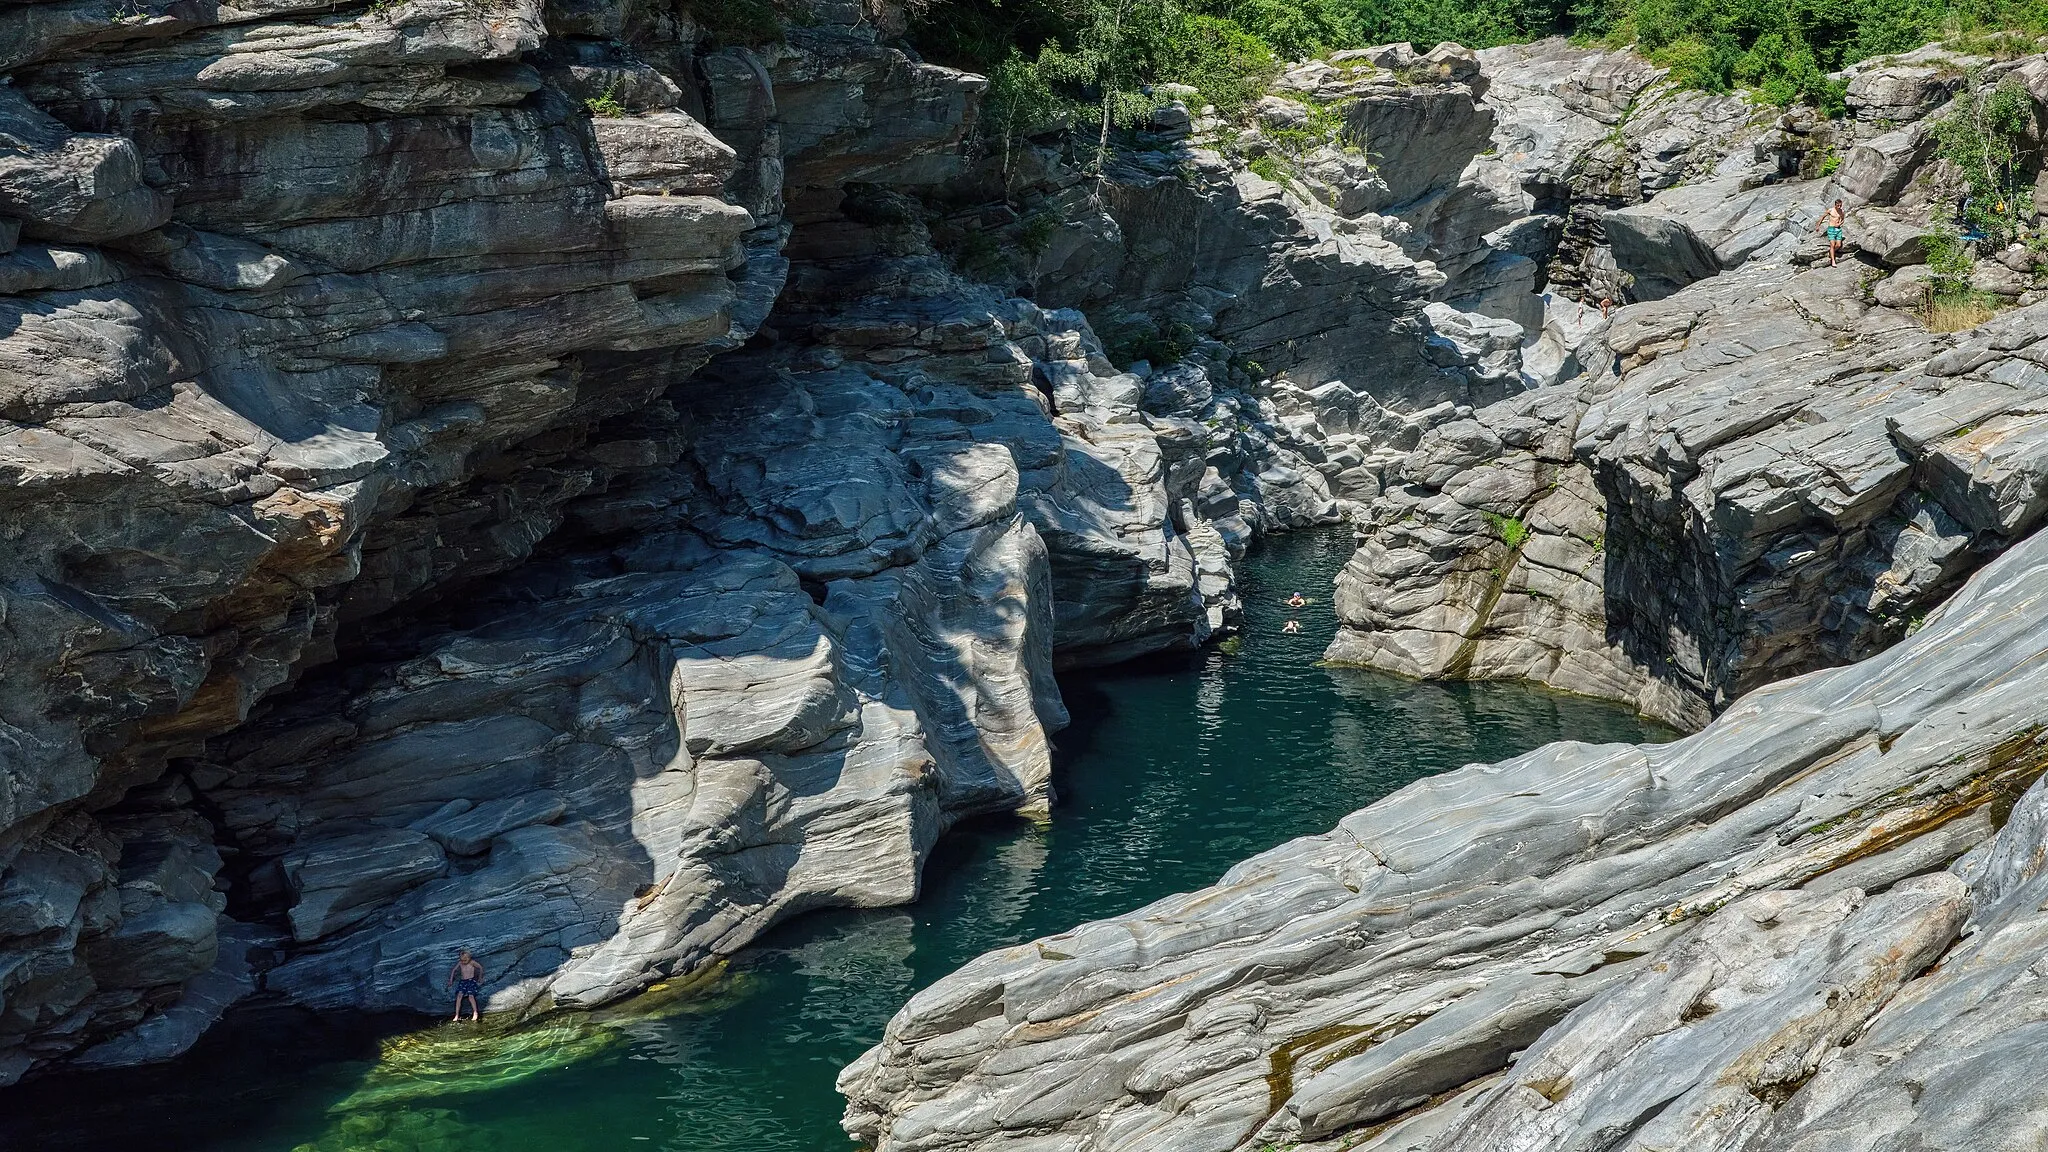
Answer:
[917, 0, 2048, 129]
[1931, 69, 2039, 246]
[1101, 315, 1199, 368]
[972, 0, 1284, 174]
[1923, 225, 1974, 295]
[584, 86, 627, 119]
[1177, 14, 1283, 114]
[689, 0, 784, 47]
[1597, 0, 1850, 112]
[984, 49, 1076, 176]
[1226, 0, 1370, 56]
[1920, 225, 2005, 329]
[1247, 154, 1289, 181]
[1484, 512, 1531, 549]
[948, 230, 1009, 279]
[1018, 208, 1065, 256]
[1582, 0, 2048, 111]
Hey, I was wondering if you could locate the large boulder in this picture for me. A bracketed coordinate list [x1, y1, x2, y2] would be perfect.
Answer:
[1604, 178, 1823, 299]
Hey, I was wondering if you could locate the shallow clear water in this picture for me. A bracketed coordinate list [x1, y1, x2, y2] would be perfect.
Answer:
[7, 530, 1672, 1152]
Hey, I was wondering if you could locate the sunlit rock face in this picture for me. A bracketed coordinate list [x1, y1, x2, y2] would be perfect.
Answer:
[840, 39, 2048, 1152]
[1325, 42, 2048, 729]
[1329, 263, 2048, 729]
[840, 518, 2048, 1152]
[0, 0, 1529, 1078]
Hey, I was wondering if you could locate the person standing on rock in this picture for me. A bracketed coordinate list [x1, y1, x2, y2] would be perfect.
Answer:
[447, 949, 485, 1023]
[1818, 199, 1848, 267]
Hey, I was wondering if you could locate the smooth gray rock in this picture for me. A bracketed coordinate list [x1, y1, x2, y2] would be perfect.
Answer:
[841, 526, 2048, 1151]
[1605, 179, 1821, 299]
[7, 9, 2046, 1098]
[413, 793, 569, 857]
[1328, 260, 2048, 728]
[283, 830, 447, 943]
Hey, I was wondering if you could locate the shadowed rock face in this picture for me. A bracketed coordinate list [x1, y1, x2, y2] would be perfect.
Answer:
[0, 0, 1062, 1080]
[1, 0, 1554, 1082]
[838, 517, 2048, 1152]
[10, 3, 2040, 1113]
[0, 0, 792, 1082]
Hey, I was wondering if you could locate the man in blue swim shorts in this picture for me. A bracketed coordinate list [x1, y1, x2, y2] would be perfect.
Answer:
[447, 948, 485, 1022]
[1818, 197, 1847, 267]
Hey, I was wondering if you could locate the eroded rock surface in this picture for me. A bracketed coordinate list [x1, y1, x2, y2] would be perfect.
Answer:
[840, 522, 2048, 1152]
[1330, 262, 2048, 727]
[1328, 41, 2048, 728]
[0, 0, 1570, 1082]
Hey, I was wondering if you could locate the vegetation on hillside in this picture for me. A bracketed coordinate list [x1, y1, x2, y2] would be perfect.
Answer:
[1917, 67, 2040, 328]
[913, 0, 2048, 158]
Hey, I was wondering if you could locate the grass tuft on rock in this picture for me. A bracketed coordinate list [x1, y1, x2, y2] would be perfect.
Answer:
[1925, 292, 2001, 332]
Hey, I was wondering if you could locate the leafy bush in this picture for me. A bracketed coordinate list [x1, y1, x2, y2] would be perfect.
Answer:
[914, 0, 2048, 128]
[1101, 315, 1199, 368]
[1176, 14, 1283, 114]
[946, 230, 1009, 279]
[1931, 69, 2039, 247]
[689, 0, 784, 47]
[584, 86, 626, 118]
[1484, 512, 1531, 549]
[982, 50, 1074, 176]
[1247, 154, 1289, 182]
[1920, 225, 2006, 330]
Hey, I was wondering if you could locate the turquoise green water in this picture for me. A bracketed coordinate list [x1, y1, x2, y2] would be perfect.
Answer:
[5, 531, 1671, 1152]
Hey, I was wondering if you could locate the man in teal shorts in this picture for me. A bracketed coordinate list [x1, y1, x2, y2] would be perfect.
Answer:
[1818, 198, 1847, 267]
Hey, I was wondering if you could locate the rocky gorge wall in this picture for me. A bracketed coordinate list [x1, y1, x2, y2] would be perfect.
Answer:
[842, 524, 2048, 1152]
[0, 0, 1574, 1085]
[840, 36, 2048, 1152]
[1328, 42, 2048, 729]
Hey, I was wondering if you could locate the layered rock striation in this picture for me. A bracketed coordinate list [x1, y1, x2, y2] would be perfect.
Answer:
[1328, 42, 2048, 728]
[840, 499, 2048, 1152]
[1330, 264, 2048, 728]
[841, 38, 2048, 1152]
[0, 0, 1579, 1084]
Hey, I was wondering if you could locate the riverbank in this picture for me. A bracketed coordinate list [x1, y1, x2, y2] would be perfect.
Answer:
[0, 532, 1669, 1152]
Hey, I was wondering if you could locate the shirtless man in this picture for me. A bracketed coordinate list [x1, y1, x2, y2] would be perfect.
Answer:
[447, 949, 485, 1022]
[1286, 592, 1307, 608]
[1818, 199, 1847, 267]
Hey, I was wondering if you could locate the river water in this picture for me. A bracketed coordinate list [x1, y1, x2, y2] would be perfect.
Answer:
[7, 530, 1671, 1152]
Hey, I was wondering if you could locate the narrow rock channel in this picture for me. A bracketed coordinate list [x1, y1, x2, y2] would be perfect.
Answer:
[0, 532, 1668, 1151]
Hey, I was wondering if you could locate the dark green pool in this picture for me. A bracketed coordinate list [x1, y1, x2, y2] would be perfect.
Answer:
[6, 530, 1671, 1152]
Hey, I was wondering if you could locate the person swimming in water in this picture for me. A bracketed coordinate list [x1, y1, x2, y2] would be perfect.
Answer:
[1286, 592, 1306, 608]
[1282, 619, 1302, 634]
[448, 949, 485, 1022]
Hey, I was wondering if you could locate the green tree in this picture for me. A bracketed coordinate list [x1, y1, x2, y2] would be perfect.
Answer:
[1030, 0, 1182, 173]
[983, 48, 1073, 181]
[1931, 69, 2039, 246]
